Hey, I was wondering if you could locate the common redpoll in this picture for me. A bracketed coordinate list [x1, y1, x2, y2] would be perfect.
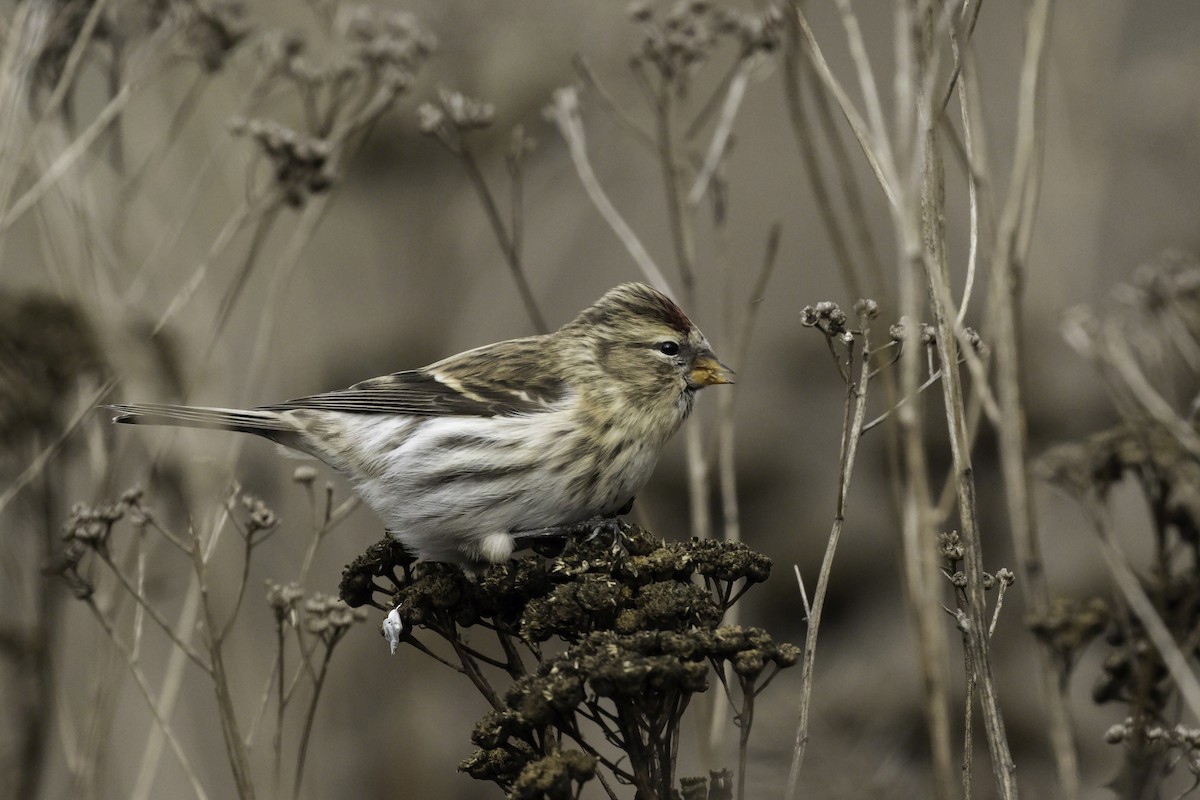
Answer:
[108, 283, 732, 568]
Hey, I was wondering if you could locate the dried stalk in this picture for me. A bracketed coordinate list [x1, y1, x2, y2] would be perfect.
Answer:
[986, 0, 1077, 796]
[785, 317, 874, 799]
[546, 87, 673, 296]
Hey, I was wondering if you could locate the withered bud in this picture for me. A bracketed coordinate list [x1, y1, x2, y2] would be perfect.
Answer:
[854, 298, 879, 320]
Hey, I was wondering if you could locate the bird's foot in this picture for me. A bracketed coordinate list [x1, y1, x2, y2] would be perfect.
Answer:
[513, 515, 630, 559]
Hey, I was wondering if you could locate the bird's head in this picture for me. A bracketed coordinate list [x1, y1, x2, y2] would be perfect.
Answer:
[559, 283, 733, 409]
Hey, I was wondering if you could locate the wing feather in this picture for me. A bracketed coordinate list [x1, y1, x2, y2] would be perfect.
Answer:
[262, 337, 567, 418]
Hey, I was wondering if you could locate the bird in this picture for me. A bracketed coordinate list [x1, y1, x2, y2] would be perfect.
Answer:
[107, 282, 732, 568]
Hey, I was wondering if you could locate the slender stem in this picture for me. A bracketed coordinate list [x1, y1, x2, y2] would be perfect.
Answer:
[573, 55, 659, 154]
[95, 550, 211, 674]
[192, 539, 256, 799]
[654, 77, 696, 302]
[448, 636, 502, 711]
[736, 683, 754, 800]
[782, 7, 866, 299]
[82, 599, 211, 800]
[791, 4, 898, 209]
[547, 88, 675, 296]
[961, 0, 1064, 793]
[273, 622, 285, 799]
[293, 642, 335, 799]
[785, 329, 873, 798]
[1085, 503, 1200, 720]
[457, 141, 548, 334]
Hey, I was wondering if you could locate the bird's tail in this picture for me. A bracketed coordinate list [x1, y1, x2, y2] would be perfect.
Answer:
[106, 403, 296, 437]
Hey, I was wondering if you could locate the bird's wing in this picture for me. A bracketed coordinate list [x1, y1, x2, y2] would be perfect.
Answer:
[262, 336, 567, 418]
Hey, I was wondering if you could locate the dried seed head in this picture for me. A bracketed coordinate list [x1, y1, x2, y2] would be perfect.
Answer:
[937, 530, 964, 562]
[439, 89, 495, 131]
[266, 580, 304, 623]
[241, 493, 279, 533]
[854, 298, 879, 320]
[293, 465, 318, 484]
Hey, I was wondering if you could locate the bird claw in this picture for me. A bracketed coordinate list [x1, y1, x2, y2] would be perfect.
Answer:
[513, 515, 629, 557]
[581, 517, 628, 556]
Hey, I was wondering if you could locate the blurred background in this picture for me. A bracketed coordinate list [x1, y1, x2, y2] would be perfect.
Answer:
[2, 1, 1200, 798]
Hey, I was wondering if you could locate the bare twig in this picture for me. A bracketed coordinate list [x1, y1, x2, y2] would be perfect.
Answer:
[785, 319, 874, 799]
[573, 55, 659, 154]
[457, 140, 549, 333]
[83, 599, 211, 800]
[791, 5, 898, 209]
[986, 0, 1075, 795]
[546, 87, 674, 296]
[688, 54, 765, 206]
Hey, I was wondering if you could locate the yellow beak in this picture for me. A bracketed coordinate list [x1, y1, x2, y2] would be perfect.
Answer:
[689, 354, 735, 387]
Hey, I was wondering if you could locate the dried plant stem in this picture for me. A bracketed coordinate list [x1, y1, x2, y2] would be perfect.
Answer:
[572, 56, 658, 154]
[717, 223, 781, 545]
[736, 688, 754, 800]
[831, 0, 896, 177]
[547, 88, 673, 296]
[298, 496, 361, 587]
[238, 194, 332, 407]
[651, 77, 713, 549]
[82, 598, 210, 800]
[791, 5, 898, 209]
[782, 19, 861, 296]
[0, 2, 50, 240]
[985, 0, 1077, 795]
[898, 243, 958, 800]
[131, 579, 204, 800]
[921, 128, 1018, 800]
[190, 541, 256, 800]
[688, 53, 762, 206]
[153, 199, 267, 335]
[959, 610, 977, 800]
[784, 331, 872, 800]
[204, 202, 286, 361]
[1085, 503, 1200, 721]
[96, 550, 211, 673]
[457, 142, 548, 333]
[292, 645, 335, 799]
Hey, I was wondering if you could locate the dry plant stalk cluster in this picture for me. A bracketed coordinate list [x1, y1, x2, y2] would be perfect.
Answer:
[0, 3, 434, 798]
[49, 476, 365, 800]
[1035, 252, 1200, 799]
[340, 524, 795, 800]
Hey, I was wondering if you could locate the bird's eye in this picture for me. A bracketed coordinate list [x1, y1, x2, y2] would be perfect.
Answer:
[657, 341, 681, 356]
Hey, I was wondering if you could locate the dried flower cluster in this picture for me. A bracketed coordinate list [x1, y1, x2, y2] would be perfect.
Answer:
[340, 525, 794, 799]
[1105, 718, 1200, 779]
[628, 0, 782, 86]
[265, 578, 302, 618]
[304, 593, 367, 644]
[49, 492, 141, 598]
[226, 6, 435, 206]
[1038, 251, 1200, 793]
[418, 89, 496, 139]
[800, 301, 850, 342]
